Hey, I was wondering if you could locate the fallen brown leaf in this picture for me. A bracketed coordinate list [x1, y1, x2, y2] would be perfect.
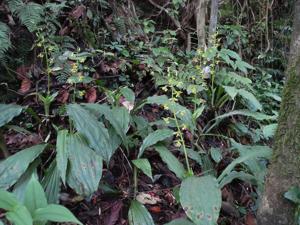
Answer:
[85, 87, 97, 103]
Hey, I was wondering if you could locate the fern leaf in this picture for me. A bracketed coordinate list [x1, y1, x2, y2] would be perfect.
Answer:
[7, 0, 44, 32]
[0, 22, 11, 61]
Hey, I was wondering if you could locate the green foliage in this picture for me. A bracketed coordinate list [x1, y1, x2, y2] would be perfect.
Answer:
[0, 176, 82, 225]
[128, 200, 155, 225]
[165, 218, 195, 225]
[7, 0, 44, 32]
[138, 129, 174, 158]
[67, 104, 113, 162]
[155, 145, 186, 179]
[0, 22, 11, 61]
[67, 133, 103, 197]
[0, 104, 24, 127]
[0, 0, 287, 224]
[284, 187, 300, 224]
[179, 176, 221, 225]
[0, 144, 46, 190]
[132, 159, 153, 180]
[55, 130, 68, 185]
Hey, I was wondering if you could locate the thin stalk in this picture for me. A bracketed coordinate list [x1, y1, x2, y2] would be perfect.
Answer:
[171, 87, 193, 175]
[133, 166, 138, 197]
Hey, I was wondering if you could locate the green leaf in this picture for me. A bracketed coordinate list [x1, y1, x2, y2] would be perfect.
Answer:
[104, 107, 130, 146]
[139, 129, 174, 158]
[262, 123, 277, 139]
[0, 189, 19, 210]
[67, 133, 103, 197]
[235, 60, 255, 74]
[33, 204, 83, 225]
[13, 159, 39, 202]
[56, 130, 69, 184]
[0, 104, 23, 127]
[132, 159, 152, 180]
[284, 186, 300, 204]
[210, 148, 222, 163]
[192, 105, 206, 121]
[0, 220, 4, 225]
[145, 96, 195, 131]
[42, 161, 61, 204]
[0, 144, 46, 189]
[219, 171, 257, 188]
[120, 87, 135, 104]
[216, 110, 276, 121]
[128, 200, 155, 225]
[217, 146, 272, 183]
[180, 176, 221, 225]
[223, 86, 238, 100]
[67, 104, 113, 162]
[6, 205, 33, 225]
[238, 89, 262, 111]
[155, 145, 186, 179]
[146, 95, 169, 105]
[24, 176, 47, 215]
[206, 110, 277, 132]
[165, 218, 195, 225]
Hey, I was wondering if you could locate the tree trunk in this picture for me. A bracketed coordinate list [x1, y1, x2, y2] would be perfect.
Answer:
[257, 0, 300, 224]
[208, 0, 219, 44]
[195, 0, 208, 49]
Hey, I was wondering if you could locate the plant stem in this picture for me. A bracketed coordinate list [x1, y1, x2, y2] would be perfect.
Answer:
[171, 87, 193, 175]
[133, 166, 138, 197]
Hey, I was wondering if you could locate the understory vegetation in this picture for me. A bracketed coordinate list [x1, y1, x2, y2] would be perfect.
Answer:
[0, 0, 294, 224]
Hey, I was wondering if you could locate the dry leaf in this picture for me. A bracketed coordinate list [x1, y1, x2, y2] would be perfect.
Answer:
[245, 213, 257, 225]
[136, 192, 161, 205]
[57, 89, 70, 103]
[19, 78, 31, 93]
[71, 5, 86, 19]
[85, 87, 97, 103]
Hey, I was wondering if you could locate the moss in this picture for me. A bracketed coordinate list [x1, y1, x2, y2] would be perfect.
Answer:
[272, 61, 300, 178]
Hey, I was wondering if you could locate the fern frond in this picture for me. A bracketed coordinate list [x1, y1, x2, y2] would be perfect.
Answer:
[7, 0, 44, 32]
[17, 3, 44, 32]
[0, 22, 11, 62]
[6, 0, 23, 13]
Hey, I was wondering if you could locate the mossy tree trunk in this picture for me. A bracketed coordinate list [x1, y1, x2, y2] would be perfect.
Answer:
[257, 0, 300, 224]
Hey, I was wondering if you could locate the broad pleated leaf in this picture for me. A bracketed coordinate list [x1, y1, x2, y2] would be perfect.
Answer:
[56, 130, 69, 184]
[24, 176, 47, 215]
[13, 159, 39, 202]
[139, 129, 173, 158]
[180, 176, 221, 225]
[33, 204, 83, 225]
[155, 145, 185, 179]
[132, 159, 152, 180]
[105, 107, 130, 141]
[6, 205, 33, 225]
[128, 200, 155, 225]
[42, 161, 61, 204]
[0, 144, 46, 189]
[67, 104, 113, 162]
[0, 104, 23, 127]
[67, 134, 103, 197]
[0, 189, 19, 210]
